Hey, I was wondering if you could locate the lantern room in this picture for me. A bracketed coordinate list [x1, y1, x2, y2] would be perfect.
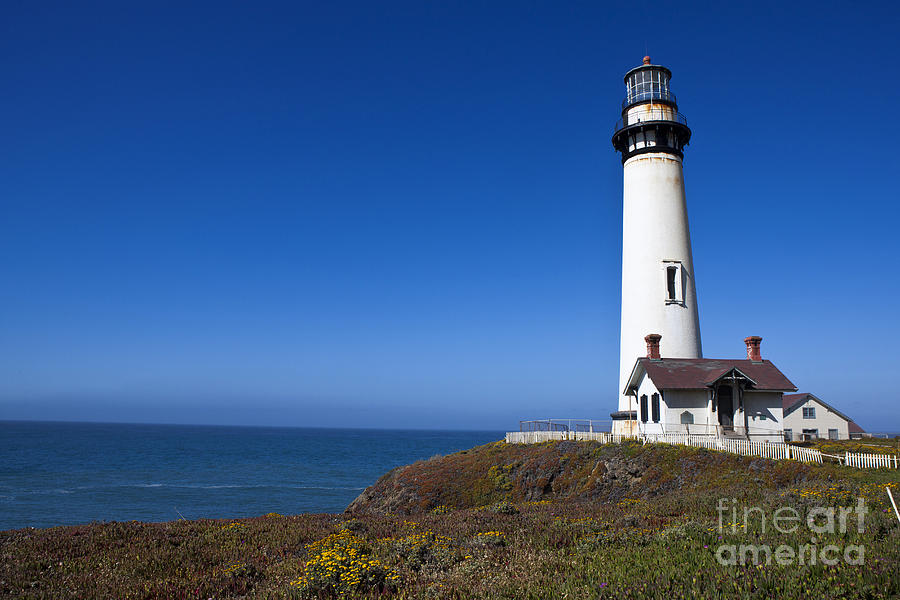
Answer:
[623, 58, 675, 108]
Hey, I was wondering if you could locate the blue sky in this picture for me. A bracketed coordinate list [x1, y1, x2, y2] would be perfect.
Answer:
[1, 1, 898, 431]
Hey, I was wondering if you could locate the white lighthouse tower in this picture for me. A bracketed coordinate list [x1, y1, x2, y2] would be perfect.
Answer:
[611, 57, 702, 433]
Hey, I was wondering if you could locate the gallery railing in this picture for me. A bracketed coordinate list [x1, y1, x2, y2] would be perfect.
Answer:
[614, 109, 688, 133]
[519, 419, 612, 433]
[623, 88, 677, 108]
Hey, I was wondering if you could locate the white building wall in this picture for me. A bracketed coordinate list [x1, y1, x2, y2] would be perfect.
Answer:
[633, 376, 664, 435]
[633, 378, 712, 436]
[741, 392, 785, 442]
[618, 153, 702, 412]
[660, 389, 715, 435]
[783, 398, 851, 440]
[630, 374, 786, 441]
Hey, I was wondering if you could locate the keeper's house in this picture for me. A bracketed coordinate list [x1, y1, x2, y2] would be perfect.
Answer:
[619, 334, 796, 442]
[782, 393, 866, 441]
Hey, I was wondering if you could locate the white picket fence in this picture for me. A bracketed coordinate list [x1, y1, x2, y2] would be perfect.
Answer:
[642, 433, 821, 463]
[505, 431, 636, 445]
[505, 431, 826, 463]
[504, 431, 900, 470]
[789, 445, 825, 463]
[844, 452, 899, 469]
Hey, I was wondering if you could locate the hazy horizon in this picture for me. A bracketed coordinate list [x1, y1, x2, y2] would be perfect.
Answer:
[2, 2, 898, 431]
[0, 419, 508, 433]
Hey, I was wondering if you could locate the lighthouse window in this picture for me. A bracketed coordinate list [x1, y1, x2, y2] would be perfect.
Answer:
[664, 261, 684, 304]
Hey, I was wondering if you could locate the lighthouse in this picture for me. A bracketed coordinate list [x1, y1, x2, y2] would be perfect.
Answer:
[611, 57, 702, 433]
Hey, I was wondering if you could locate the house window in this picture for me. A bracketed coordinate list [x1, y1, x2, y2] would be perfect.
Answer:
[680, 411, 694, 424]
[784, 428, 792, 442]
[828, 429, 839, 440]
[802, 428, 819, 440]
[663, 261, 683, 304]
[651, 393, 660, 423]
[802, 407, 816, 419]
[640, 395, 648, 423]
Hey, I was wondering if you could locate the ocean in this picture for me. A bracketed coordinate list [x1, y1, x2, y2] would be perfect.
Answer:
[0, 421, 503, 531]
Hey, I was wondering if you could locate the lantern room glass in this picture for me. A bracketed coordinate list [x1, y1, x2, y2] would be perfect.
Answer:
[626, 68, 673, 106]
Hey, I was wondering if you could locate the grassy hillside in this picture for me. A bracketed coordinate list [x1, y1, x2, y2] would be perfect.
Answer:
[347, 439, 865, 514]
[3, 440, 900, 599]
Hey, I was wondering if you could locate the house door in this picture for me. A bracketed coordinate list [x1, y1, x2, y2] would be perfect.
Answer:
[717, 385, 733, 430]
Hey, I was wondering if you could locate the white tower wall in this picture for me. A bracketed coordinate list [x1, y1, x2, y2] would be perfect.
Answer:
[617, 151, 702, 411]
[610, 58, 702, 427]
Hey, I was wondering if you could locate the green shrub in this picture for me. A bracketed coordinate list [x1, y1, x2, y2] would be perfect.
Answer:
[389, 530, 459, 572]
[290, 529, 399, 598]
[341, 518, 367, 533]
[487, 465, 514, 491]
[491, 500, 519, 515]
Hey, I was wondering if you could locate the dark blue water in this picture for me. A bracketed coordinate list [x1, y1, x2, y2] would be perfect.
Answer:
[0, 421, 502, 531]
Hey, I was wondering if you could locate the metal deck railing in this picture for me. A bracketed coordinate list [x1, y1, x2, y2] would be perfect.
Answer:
[623, 88, 677, 108]
[614, 109, 688, 133]
[519, 419, 612, 433]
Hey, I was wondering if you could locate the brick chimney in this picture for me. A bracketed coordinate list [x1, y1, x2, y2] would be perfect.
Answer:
[744, 336, 763, 362]
[645, 334, 662, 360]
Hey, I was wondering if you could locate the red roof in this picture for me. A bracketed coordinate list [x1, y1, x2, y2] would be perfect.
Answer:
[781, 392, 855, 422]
[636, 358, 797, 392]
[782, 393, 807, 411]
[848, 421, 865, 434]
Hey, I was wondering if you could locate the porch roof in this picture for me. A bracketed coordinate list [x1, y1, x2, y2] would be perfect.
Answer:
[625, 357, 797, 395]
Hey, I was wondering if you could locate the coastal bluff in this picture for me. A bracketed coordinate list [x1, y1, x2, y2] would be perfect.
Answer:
[347, 439, 816, 515]
[6, 439, 899, 599]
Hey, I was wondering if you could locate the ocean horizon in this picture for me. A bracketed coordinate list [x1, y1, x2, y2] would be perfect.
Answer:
[0, 420, 504, 531]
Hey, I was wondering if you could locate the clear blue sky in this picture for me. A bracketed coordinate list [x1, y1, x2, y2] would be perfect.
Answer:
[1, 1, 898, 431]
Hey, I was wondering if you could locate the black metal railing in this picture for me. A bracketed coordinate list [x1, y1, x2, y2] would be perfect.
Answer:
[614, 110, 688, 133]
[623, 88, 677, 109]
